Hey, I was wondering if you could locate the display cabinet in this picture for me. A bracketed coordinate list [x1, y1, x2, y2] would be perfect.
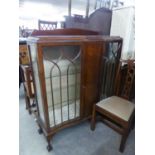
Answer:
[27, 35, 122, 151]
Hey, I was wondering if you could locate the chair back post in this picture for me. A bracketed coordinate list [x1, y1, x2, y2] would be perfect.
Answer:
[114, 60, 122, 96]
[114, 59, 135, 100]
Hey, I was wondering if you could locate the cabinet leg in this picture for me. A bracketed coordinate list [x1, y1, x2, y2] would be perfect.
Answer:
[47, 144, 52, 152]
[38, 127, 43, 134]
[46, 136, 53, 152]
[91, 105, 96, 131]
[25, 95, 31, 114]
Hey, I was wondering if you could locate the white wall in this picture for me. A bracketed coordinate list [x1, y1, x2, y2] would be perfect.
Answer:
[110, 6, 135, 59]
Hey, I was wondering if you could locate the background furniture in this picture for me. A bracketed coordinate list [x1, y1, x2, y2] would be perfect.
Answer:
[65, 7, 112, 35]
[19, 38, 29, 87]
[19, 39, 29, 65]
[19, 39, 36, 114]
[38, 20, 57, 30]
[91, 59, 135, 152]
[21, 65, 35, 114]
[27, 35, 122, 151]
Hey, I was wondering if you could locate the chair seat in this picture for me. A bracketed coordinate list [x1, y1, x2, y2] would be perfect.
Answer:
[96, 96, 135, 121]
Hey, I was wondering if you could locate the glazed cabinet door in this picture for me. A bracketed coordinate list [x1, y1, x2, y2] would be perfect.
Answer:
[36, 44, 82, 128]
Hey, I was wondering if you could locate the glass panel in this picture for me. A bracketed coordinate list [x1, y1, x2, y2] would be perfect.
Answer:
[29, 44, 45, 123]
[100, 42, 121, 99]
[42, 45, 81, 127]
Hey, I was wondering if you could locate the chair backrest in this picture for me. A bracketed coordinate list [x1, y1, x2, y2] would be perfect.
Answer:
[115, 59, 135, 100]
[38, 20, 57, 30]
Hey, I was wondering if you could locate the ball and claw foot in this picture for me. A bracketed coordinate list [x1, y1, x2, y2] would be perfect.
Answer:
[47, 144, 52, 152]
[38, 128, 43, 134]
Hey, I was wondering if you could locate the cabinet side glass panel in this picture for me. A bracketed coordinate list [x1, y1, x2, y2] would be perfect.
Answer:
[42, 45, 81, 127]
[29, 44, 45, 123]
[100, 42, 121, 99]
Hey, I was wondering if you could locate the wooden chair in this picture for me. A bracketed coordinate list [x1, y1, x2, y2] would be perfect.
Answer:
[38, 20, 57, 30]
[91, 59, 135, 152]
[21, 65, 35, 114]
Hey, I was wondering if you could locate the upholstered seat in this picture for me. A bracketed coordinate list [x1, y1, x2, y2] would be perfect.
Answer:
[96, 96, 134, 121]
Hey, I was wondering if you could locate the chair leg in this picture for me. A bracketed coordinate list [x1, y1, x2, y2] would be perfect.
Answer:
[91, 105, 96, 131]
[131, 116, 135, 130]
[25, 94, 29, 110]
[119, 129, 129, 152]
[25, 95, 31, 114]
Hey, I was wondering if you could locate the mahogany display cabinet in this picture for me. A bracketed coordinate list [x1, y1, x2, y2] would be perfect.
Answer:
[27, 35, 122, 151]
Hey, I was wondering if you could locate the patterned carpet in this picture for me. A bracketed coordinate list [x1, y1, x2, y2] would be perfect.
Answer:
[19, 85, 135, 155]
